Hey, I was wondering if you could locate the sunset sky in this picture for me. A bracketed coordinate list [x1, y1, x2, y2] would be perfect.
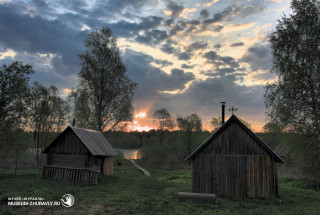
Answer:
[0, 0, 292, 132]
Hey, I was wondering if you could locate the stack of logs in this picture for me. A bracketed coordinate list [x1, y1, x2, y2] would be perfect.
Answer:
[41, 165, 99, 184]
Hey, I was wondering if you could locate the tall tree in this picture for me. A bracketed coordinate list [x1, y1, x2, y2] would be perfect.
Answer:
[177, 113, 202, 156]
[73, 26, 137, 132]
[0, 61, 33, 130]
[262, 122, 282, 150]
[0, 61, 33, 173]
[29, 82, 69, 165]
[265, 0, 320, 181]
[153, 108, 174, 143]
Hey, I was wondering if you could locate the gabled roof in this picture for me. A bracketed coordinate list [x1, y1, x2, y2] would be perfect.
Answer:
[185, 115, 285, 163]
[44, 126, 117, 156]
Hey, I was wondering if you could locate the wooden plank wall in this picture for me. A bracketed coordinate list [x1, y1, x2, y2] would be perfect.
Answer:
[200, 123, 269, 156]
[192, 155, 278, 198]
[103, 156, 114, 175]
[41, 166, 99, 184]
[46, 129, 88, 154]
[191, 120, 279, 198]
[48, 154, 87, 168]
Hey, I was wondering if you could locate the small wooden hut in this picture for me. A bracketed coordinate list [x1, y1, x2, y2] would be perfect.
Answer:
[186, 115, 284, 198]
[42, 126, 117, 184]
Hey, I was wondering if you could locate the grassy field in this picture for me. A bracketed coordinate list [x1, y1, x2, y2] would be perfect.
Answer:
[0, 159, 320, 215]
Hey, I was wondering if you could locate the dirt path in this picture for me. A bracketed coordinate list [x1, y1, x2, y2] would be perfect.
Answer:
[126, 159, 150, 176]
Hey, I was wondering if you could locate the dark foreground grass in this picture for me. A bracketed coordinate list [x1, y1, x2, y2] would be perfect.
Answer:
[0, 160, 320, 215]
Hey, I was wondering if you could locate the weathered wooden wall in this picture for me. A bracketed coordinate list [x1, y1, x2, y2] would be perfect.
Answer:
[199, 123, 269, 156]
[191, 121, 279, 198]
[41, 166, 99, 184]
[103, 156, 113, 175]
[46, 153, 104, 171]
[47, 154, 87, 168]
[46, 129, 88, 154]
[192, 155, 278, 198]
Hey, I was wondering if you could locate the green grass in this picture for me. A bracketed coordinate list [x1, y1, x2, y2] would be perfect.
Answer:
[0, 161, 320, 215]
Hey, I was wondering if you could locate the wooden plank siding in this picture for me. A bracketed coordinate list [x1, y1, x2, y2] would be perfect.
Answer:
[45, 129, 89, 154]
[189, 118, 281, 198]
[42, 166, 99, 184]
[103, 157, 114, 175]
[48, 154, 87, 168]
[192, 155, 278, 198]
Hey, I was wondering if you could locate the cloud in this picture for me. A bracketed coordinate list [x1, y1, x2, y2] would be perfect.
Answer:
[231, 42, 245, 47]
[181, 64, 195, 69]
[219, 56, 239, 68]
[169, 20, 187, 36]
[154, 59, 173, 67]
[160, 40, 177, 54]
[240, 44, 273, 71]
[214, 44, 222, 49]
[203, 51, 240, 68]
[109, 16, 164, 38]
[203, 4, 264, 27]
[90, 0, 151, 19]
[178, 50, 193, 60]
[124, 49, 195, 100]
[166, 1, 184, 18]
[0, 2, 86, 91]
[164, 18, 175, 27]
[200, 9, 209, 18]
[136, 29, 168, 45]
[203, 51, 219, 63]
[188, 41, 208, 51]
[161, 74, 256, 119]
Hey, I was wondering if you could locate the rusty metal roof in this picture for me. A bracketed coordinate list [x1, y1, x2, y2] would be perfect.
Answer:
[44, 126, 117, 156]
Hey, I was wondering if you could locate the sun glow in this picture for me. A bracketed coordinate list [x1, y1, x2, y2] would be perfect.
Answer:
[0, 49, 16, 59]
[126, 108, 155, 132]
[135, 112, 146, 118]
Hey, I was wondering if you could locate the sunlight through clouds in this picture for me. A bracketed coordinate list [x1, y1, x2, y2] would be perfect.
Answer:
[0, 0, 292, 131]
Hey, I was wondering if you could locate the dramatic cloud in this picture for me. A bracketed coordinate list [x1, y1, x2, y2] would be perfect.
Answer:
[0, 0, 291, 130]
[241, 44, 273, 71]
[123, 50, 195, 99]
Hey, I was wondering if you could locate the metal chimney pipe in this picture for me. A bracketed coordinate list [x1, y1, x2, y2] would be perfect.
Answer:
[72, 118, 76, 127]
[221, 102, 226, 125]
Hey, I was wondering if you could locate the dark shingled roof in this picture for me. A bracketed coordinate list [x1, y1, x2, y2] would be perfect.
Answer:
[185, 115, 285, 163]
[44, 126, 117, 156]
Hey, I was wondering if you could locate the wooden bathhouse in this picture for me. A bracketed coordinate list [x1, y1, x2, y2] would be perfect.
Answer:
[186, 115, 285, 198]
[42, 126, 117, 184]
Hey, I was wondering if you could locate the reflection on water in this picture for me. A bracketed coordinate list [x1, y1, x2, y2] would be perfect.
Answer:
[116, 149, 141, 160]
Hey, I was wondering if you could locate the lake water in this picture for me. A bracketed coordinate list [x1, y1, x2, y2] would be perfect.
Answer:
[116, 149, 140, 160]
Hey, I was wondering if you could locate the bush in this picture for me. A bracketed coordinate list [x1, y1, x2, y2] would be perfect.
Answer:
[139, 131, 211, 169]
